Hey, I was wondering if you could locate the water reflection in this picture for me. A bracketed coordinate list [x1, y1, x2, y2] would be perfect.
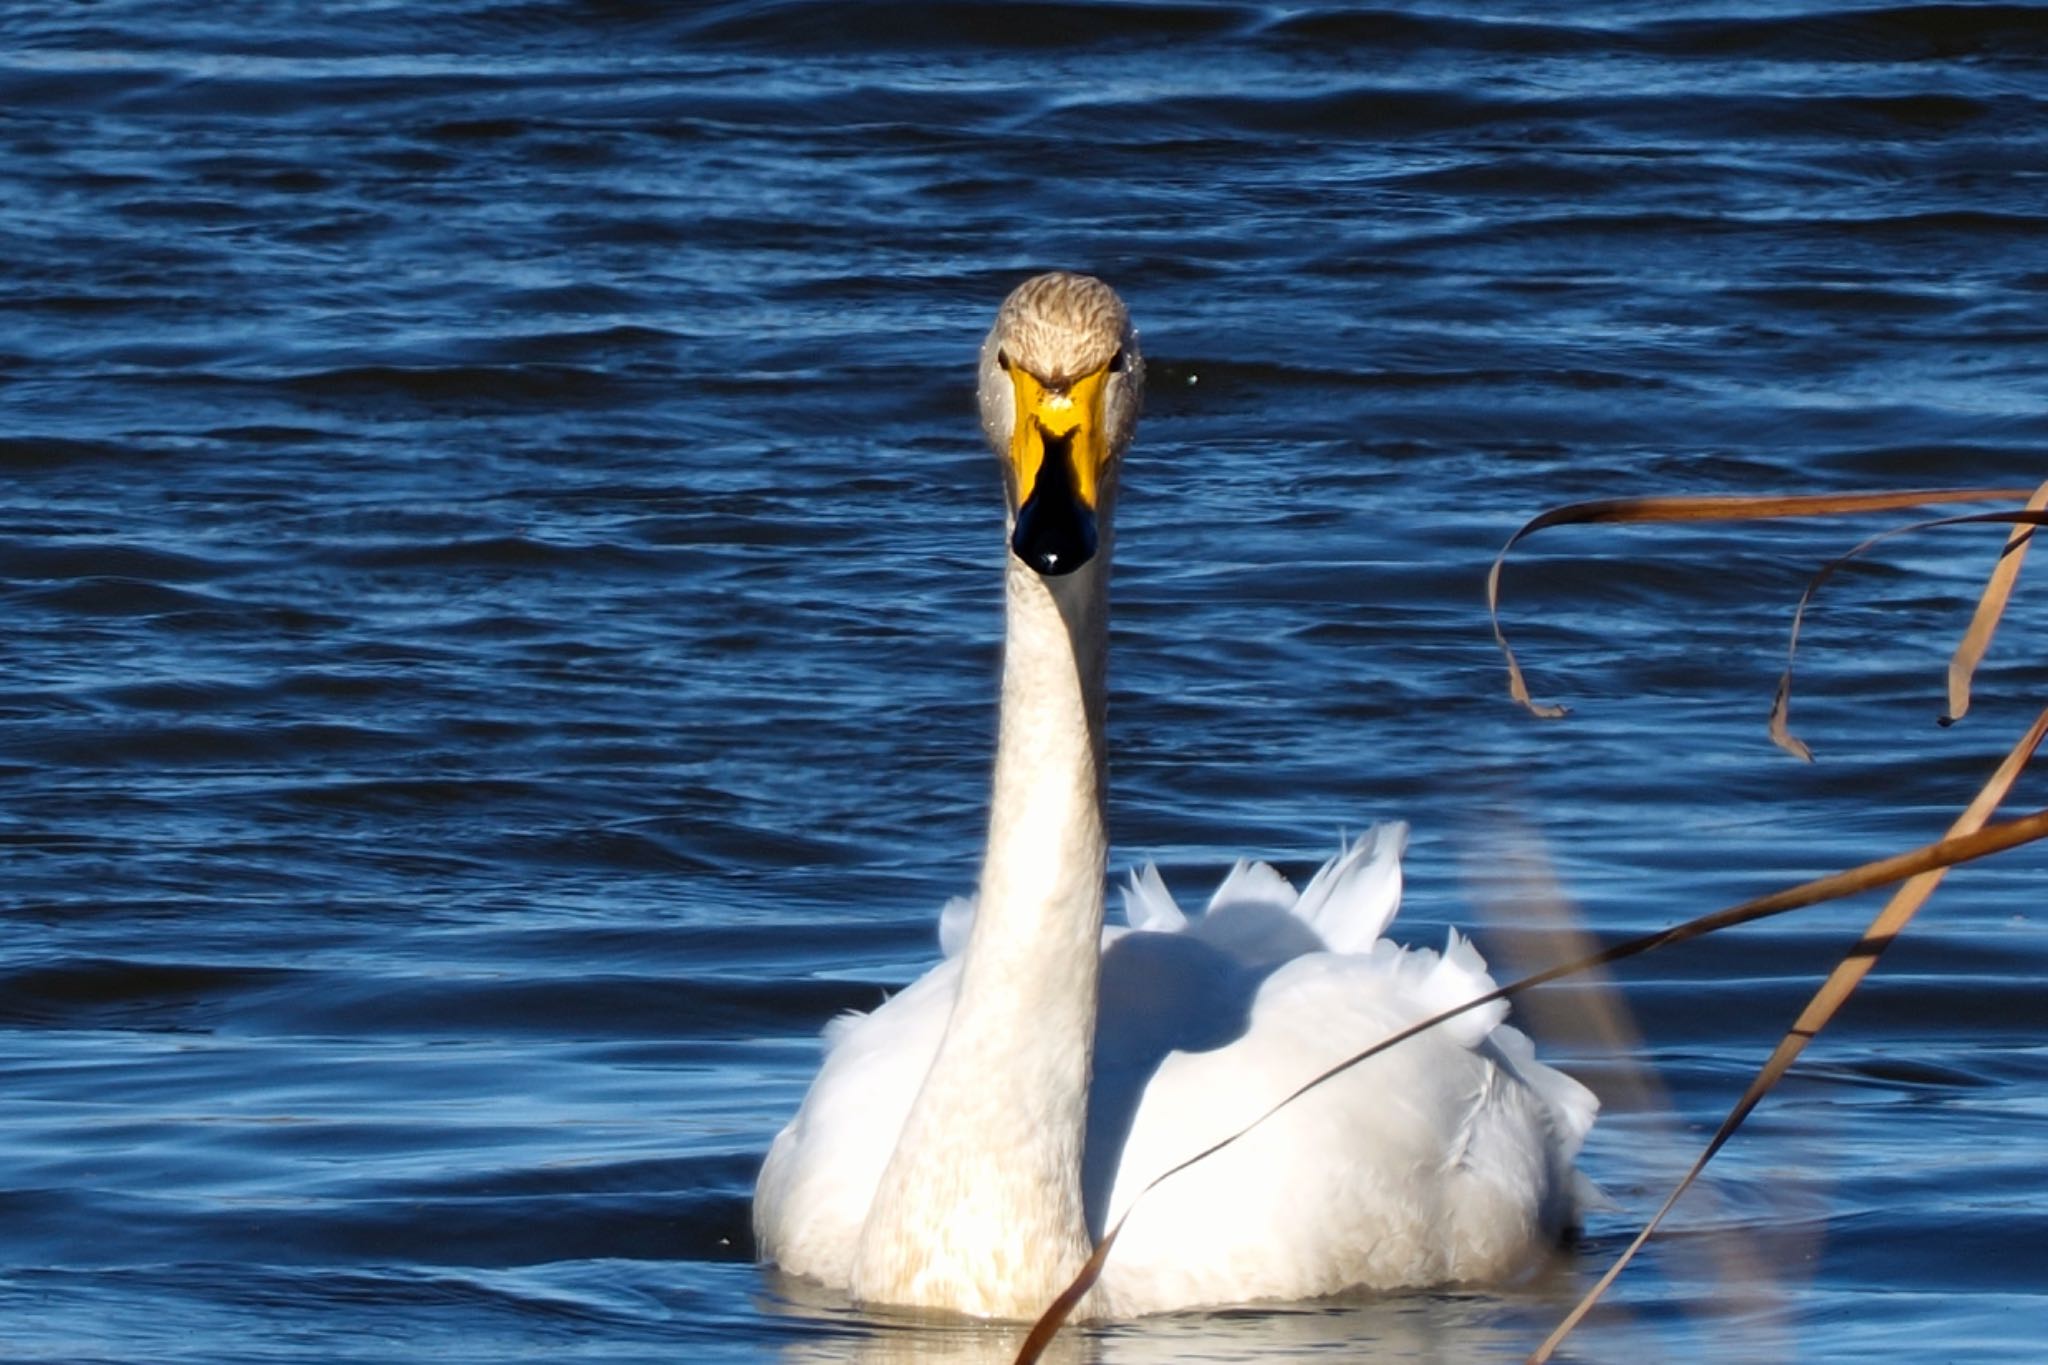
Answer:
[762, 1271, 1552, 1363]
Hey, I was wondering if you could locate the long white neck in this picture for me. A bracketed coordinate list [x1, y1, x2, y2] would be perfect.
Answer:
[850, 543, 1111, 1318]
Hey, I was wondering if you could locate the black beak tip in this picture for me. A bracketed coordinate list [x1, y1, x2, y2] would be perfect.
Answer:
[1011, 513, 1098, 577]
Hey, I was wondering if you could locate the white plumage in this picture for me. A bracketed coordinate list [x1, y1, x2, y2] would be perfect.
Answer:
[757, 826, 1595, 1315]
[753, 272, 1594, 1319]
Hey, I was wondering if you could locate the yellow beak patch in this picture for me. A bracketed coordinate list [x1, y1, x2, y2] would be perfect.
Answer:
[1005, 361, 1112, 515]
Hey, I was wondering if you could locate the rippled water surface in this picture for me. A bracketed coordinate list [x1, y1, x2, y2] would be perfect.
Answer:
[5, 2, 2048, 1360]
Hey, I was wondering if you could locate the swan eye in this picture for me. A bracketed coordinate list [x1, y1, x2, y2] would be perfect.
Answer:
[996, 348, 1012, 372]
[1107, 348, 1127, 374]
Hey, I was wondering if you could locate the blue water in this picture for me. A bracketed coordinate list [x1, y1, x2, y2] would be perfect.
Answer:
[4, 2, 2047, 1360]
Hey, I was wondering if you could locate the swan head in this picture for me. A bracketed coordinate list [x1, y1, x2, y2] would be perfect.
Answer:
[978, 272, 1144, 578]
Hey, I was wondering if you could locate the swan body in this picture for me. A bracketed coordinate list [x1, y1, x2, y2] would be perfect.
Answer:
[753, 273, 1595, 1319]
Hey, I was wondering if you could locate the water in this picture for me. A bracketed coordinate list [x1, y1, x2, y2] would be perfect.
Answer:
[4, 2, 2047, 1359]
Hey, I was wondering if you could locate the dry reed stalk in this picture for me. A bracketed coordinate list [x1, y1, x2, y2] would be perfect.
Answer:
[1767, 508, 2048, 757]
[1487, 486, 2036, 722]
[1528, 707, 2048, 1362]
[1945, 480, 2048, 724]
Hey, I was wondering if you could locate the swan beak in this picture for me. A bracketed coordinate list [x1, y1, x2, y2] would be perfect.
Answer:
[1007, 363, 1111, 577]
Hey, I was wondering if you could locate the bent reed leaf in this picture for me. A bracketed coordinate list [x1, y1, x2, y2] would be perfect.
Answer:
[1769, 508, 2048, 758]
[1013, 798, 2048, 1365]
[1487, 486, 2037, 720]
[1945, 480, 2048, 726]
[1528, 708, 2048, 1363]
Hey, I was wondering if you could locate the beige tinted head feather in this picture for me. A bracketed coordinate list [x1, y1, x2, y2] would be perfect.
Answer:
[993, 272, 1130, 386]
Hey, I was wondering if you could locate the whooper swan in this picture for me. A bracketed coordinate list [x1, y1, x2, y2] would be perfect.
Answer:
[754, 272, 1595, 1319]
